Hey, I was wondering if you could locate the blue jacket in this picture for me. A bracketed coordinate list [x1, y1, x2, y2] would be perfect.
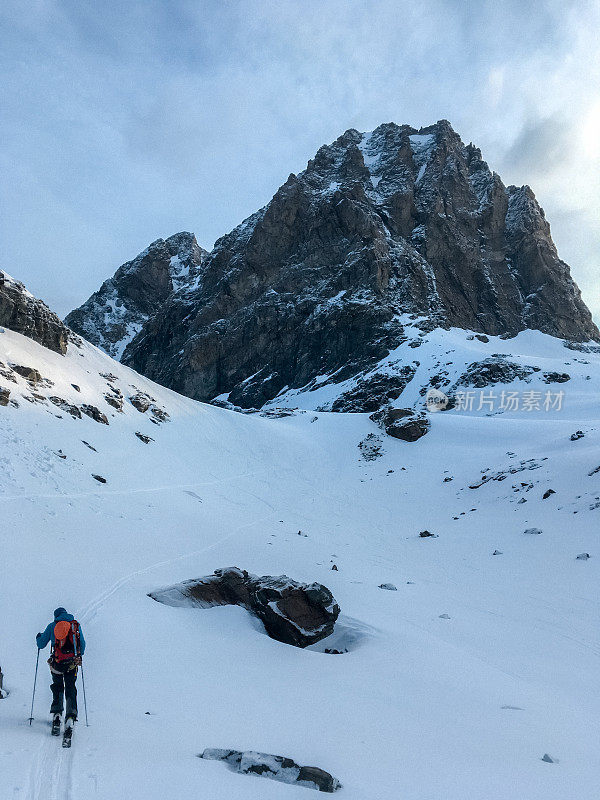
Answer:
[36, 610, 86, 655]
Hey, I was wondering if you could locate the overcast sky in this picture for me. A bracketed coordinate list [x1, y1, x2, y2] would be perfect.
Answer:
[1, 0, 598, 320]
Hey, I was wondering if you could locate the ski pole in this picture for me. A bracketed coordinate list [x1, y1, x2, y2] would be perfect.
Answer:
[28, 648, 40, 725]
[80, 661, 89, 727]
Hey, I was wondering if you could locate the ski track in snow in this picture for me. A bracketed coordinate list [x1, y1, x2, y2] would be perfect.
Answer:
[3, 326, 600, 799]
[26, 725, 73, 800]
[24, 473, 277, 800]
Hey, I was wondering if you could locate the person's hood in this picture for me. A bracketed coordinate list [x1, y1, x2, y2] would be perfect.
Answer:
[53, 608, 74, 622]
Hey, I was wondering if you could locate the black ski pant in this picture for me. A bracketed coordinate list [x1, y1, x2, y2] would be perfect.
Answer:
[49, 663, 78, 719]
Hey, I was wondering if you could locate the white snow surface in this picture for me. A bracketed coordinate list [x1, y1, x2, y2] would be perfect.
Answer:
[1, 325, 599, 799]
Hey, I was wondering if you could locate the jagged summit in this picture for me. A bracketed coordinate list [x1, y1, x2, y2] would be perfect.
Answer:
[67, 120, 599, 407]
[65, 232, 208, 358]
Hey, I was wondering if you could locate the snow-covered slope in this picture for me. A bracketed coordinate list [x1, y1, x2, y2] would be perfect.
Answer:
[1, 325, 599, 799]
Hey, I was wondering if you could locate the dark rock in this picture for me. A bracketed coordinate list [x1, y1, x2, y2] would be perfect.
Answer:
[71, 384, 81, 392]
[129, 392, 152, 413]
[150, 406, 169, 423]
[81, 404, 109, 425]
[541, 754, 556, 763]
[543, 372, 570, 383]
[92, 474, 106, 483]
[524, 527, 542, 535]
[331, 564, 338, 571]
[576, 552, 590, 560]
[331, 368, 415, 412]
[475, 334, 489, 343]
[542, 489, 556, 499]
[48, 397, 82, 419]
[12, 365, 42, 383]
[571, 430, 584, 441]
[455, 358, 537, 388]
[0, 271, 69, 354]
[81, 440, 97, 451]
[370, 407, 430, 441]
[0, 387, 10, 406]
[492, 550, 503, 555]
[69, 121, 598, 409]
[588, 466, 600, 476]
[135, 431, 154, 444]
[0, 365, 17, 383]
[65, 233, 208, 358]
[200, 748, 341, 792]
[104, 393, 123, 411]
[378, 583, 397, 591]
[149, 567, 340, 648]
[419, 530, 437, 538]
[298, 766, 340, 793]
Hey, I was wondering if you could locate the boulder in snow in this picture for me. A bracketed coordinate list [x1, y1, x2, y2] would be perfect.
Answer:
[199, 748, 341, 792]
[149, 567, 340, 648]
[576, 553, 590, 560]
[12, 364, 42, 383]
[81, 404, 109, 425]
[543, 372, 570, 383]
[0, 387, 9, 406]
[49, 397, 82, 418]
[370, 407, 430, 441]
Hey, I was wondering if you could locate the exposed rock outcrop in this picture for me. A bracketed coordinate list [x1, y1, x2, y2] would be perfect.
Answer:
[0, 271, 69, 355]
[331, 367, 416, 412]
[67, 120, 598, 410]
[81, 404, 109, 425]
[370, 407, 430, 441]
[65, 233, 208, 358]
[149, 567, 340, 648]
[455, 357, 539, 387]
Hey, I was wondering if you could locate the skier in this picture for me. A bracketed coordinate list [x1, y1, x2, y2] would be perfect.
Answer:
[36, 607, 85, 740]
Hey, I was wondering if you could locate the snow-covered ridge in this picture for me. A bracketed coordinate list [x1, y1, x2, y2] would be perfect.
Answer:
[65, 232, 208, 359]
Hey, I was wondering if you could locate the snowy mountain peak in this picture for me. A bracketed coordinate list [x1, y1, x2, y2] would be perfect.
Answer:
[68, 121, 598, 409]
[65, 232, 208, 359]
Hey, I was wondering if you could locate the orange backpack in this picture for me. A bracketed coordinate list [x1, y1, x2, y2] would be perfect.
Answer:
[52, 620, 81, 663]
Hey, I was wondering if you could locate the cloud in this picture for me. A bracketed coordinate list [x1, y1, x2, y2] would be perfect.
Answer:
[0, 0, 598, 320]
[502, 116, 572, 180]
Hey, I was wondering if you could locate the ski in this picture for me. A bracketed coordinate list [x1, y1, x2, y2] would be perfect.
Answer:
[62, 718, 74, 748]
[51, 714, 61, 736]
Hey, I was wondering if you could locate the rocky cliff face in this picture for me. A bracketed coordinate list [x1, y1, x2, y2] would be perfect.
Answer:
[67, 121, 599, 407]
[0, 271, 69, 354]
[65, 232, 207, 359]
